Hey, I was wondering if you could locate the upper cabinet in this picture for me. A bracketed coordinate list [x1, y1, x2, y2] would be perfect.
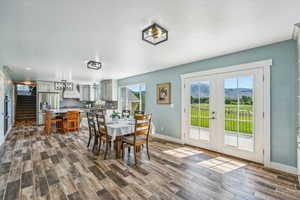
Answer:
[79, 84, 100, 102]
[37, 81, 59, 93]
[36, 81, 103, 101]
[95, 84, 101, 101]
[79, 85, 91, 101]
[100, 79, 117, 101]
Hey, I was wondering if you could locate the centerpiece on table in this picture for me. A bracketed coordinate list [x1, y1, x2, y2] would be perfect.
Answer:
[110, 111, 121, 121]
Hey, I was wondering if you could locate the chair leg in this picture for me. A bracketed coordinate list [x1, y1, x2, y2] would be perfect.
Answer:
[98, 137, 102, 151]
[146, 141, 150, 160]
[92, 136, 98, 152]
[104, 142, 109, 160]
[121, 143, 125, 159]
[134, 146, 137, 165]
[87, 134, 92, 148]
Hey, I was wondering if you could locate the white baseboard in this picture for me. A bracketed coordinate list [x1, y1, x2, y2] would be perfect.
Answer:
[152, 133, 184, 144]
[4, 127, 12, 140]
[0, 127, 12, 148]
[268, 162, 298, 175]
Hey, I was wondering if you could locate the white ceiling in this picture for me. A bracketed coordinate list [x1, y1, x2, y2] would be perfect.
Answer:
[0, 0, 300, 82]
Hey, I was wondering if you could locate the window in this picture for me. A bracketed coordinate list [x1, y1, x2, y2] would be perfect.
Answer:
[119, 83, 145, 113]
[16, 84, 35, 96]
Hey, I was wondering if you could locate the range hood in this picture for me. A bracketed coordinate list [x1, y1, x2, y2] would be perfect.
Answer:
[63, 84, 80, 99]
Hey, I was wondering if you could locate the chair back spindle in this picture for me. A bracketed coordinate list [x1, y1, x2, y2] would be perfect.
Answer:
[87, 112, 97, 136]
[96, 114, 108, 137]
[134, 110, 145, 116]
[122, 110, 130, 118]
[134, 114, 152, 139]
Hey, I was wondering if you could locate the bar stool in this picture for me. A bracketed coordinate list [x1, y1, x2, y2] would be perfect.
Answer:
[44, 111, 63, 135]
[63, 110, 80, 133]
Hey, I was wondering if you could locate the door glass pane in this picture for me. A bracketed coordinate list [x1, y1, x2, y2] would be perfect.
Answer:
[224, 78, 238, 147]
[224, 76, 254, 152]
[190, 81, 210, 141]
[238, 76, 253, 152]
[190, 82, 200, 140]
[199, 81, 210, 141]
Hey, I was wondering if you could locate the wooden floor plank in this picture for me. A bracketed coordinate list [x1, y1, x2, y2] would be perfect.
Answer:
[0, 126, 299, 200]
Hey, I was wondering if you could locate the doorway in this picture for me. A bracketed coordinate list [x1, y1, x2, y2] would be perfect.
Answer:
[182, 62, 270, 163]
[15, 83, 37, 127]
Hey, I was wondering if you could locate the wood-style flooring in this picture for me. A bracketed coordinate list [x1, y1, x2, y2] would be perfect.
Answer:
[0, 126, 299, 200]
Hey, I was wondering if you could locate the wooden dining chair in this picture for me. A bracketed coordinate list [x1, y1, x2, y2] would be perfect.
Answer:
[64, 110, 80, 133]
[134, 110, 144, 116]
[91, 108, 106, 115]
[86, 112, 99, 151]
[122, 110, 130, 118]
[44, 111, 63, 135]
[122, 114, 152, 164]
[96, 114, 112, 159]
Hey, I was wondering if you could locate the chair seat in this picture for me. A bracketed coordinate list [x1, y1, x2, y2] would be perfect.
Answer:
[123, 135, 147, 145]
[101, 135, 112, 141]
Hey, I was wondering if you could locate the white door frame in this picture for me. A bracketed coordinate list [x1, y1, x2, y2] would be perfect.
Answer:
[181, 59, 272, 166]
[0, 71, 5, 146]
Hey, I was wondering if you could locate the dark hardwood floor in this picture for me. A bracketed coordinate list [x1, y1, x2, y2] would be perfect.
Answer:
[0, 126, 299, 200]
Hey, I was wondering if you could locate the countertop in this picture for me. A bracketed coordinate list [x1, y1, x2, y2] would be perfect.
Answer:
[44, 108, 89, 113]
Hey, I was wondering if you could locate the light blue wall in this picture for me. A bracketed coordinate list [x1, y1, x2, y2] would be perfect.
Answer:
[119, 40, 298, 167]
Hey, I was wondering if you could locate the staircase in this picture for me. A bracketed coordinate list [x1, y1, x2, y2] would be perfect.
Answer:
[15, 95, 37, 122]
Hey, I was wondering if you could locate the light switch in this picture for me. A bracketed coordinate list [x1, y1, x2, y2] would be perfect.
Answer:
[170, 104, 174, 108]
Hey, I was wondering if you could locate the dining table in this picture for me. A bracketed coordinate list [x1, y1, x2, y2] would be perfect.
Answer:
[82, 117, 155, 158]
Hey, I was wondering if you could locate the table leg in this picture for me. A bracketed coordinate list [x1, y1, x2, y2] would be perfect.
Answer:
[115, 136, 122, 159]
[136, 145, 141, 153]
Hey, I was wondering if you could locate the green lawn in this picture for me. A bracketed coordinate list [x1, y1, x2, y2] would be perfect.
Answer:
[191, 104, 253, 134]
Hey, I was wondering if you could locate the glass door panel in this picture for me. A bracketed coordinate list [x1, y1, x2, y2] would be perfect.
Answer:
[199, 81, 210, 141]
[237, 76, 254, 152]
[224, 78, 238, 147]
[189, 81, 210, 142]
[224, 76, 254, 152]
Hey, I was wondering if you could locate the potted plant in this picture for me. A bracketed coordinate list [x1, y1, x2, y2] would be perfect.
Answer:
[110, 111, 121, 121]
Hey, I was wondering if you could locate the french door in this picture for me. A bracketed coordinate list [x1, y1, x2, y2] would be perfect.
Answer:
[183, 68, 264, 163]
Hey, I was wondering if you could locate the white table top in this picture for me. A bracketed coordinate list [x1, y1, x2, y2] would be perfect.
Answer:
[81, 118, 154, 141]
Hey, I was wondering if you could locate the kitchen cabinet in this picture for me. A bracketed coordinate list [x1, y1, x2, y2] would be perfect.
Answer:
[95, 84, 101, 101]
[37, 81, 59, 93]
[80, 85, 97, 101]
[80, 85, 89, 101]
[100, 79, 117, 101]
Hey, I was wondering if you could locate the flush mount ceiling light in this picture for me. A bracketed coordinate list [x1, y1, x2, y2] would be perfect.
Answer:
[142, 23, 168, 45]
[87, 60, 102, 70]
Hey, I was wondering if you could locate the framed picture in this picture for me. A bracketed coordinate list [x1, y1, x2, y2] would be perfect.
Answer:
[156, 82, 171, 104]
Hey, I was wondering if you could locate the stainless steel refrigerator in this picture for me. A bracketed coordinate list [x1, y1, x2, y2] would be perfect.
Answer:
[37, 92, 60, 125]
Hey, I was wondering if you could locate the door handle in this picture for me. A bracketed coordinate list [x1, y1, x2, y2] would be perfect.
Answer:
[209, 111, 216, 120]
